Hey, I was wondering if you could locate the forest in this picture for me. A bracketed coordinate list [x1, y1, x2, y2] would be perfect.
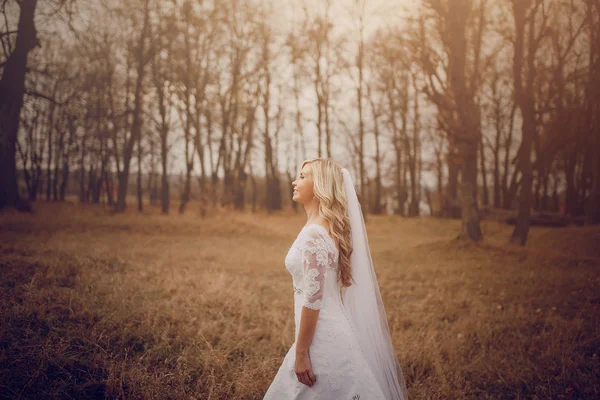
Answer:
[0, 0, 600, 244]
[1, 1, 600, 399]
[1, 0, 600, 245]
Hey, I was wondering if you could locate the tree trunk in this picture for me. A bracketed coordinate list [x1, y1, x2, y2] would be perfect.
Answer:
[394, 140, 406, 216]
[511, 103, 536, 243]
[263, 62, 274, 213]
[45, 103, 56, 202]
[0, 0, 38, 211]
[459, 140, 483, 241]
[373, 115, 382, 215]
[408, 75, 421, 217]
[502, 104, 517, 209]
[510, 0, 540, 245]
[510, 121, 534, 245]
[161, 141, 169, 214]
[445, 151, 460, 218]
[491, 74, 502, 208]
[250, 156, 258, 213]
[115, 0, 150, 213]
[79, 135, 87, 203]
[137, 133, 143, 212]
[435, 146, 444, 216]
[52, 119, 62, 202]
[480, 132, 489, 206]
[357, 32, 367, 218]
[586, 2, 600, 224]
[447, 2, 482, 241]
[586, 148, 600, 224]
[59, 116, 74, 202]
[59, 158, 69, 201]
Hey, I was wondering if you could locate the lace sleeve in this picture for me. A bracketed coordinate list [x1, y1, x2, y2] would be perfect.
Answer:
[301, 227, 331, 310]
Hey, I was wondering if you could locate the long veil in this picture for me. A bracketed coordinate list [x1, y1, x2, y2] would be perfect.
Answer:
[340, 167, 409, 400]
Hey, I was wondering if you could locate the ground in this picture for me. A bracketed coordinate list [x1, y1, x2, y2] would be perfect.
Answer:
[1, 200, 599, 399]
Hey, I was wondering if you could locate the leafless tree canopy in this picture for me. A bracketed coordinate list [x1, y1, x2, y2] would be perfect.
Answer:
[1, 0, 599, 244]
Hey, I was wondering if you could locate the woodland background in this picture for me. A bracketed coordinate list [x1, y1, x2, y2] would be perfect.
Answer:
[1, 0, 600, 399]
[1, 0, 599, 243]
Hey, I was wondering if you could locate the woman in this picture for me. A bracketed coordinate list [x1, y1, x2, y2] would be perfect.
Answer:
[263, 158, 409, 400]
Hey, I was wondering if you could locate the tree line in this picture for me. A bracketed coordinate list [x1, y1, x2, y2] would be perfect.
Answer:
[1, 0, 599, 245]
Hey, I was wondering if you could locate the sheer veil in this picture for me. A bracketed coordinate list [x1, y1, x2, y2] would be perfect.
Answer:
[340, 167, 409, 400]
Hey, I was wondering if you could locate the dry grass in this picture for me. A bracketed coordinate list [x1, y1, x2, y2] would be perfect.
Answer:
[1, 199, 599, 399]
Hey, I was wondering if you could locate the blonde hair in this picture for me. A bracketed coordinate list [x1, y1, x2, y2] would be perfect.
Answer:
[301, 158, 353, 287]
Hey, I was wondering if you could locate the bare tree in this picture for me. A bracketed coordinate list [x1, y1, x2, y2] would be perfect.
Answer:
[173, 0, 214, 214]
[586, 0, 600, 224]
[285, 31, 307, 212]
[416, 0, 489, 240]
[259, 16, 282, 213]
[0, 0, 40, 210]
[151, 5, 177, 214]
[366, 80, 383, 214]
[509, 0, 548, 244]
[113, 0, 153, 213]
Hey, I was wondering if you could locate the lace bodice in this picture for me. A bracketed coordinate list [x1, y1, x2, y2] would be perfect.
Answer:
[284, 224, 339, 310]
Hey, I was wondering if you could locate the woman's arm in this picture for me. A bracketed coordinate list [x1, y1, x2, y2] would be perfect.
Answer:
[295, 307, 319, 387]
[296, 307, 320, 354]
[294, 227, 331, 387]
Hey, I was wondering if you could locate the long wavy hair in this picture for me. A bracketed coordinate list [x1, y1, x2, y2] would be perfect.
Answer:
[301, 158, 353, 287]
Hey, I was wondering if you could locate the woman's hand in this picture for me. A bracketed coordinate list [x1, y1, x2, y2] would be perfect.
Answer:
[294, 349, 316, 387]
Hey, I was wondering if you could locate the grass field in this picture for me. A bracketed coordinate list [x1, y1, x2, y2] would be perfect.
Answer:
[1, 200, 599, 399]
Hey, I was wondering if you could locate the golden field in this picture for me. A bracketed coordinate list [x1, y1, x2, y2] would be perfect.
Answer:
[1, 201, 599, 399]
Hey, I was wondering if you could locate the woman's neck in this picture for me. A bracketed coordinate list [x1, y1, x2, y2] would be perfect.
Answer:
[304, 199, 320, 223]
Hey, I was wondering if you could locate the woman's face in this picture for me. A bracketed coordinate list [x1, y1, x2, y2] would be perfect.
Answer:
[292, 164, 315, 204]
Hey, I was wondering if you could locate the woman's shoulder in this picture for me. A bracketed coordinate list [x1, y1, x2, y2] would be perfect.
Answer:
[301, 223, 339, 253]
[301, 222, 330, 239]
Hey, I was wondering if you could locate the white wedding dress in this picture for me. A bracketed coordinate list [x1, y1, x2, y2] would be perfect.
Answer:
[263, 224, 389, 399]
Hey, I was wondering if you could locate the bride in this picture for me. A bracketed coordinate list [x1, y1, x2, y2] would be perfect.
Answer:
[263, 158, 409, 400]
